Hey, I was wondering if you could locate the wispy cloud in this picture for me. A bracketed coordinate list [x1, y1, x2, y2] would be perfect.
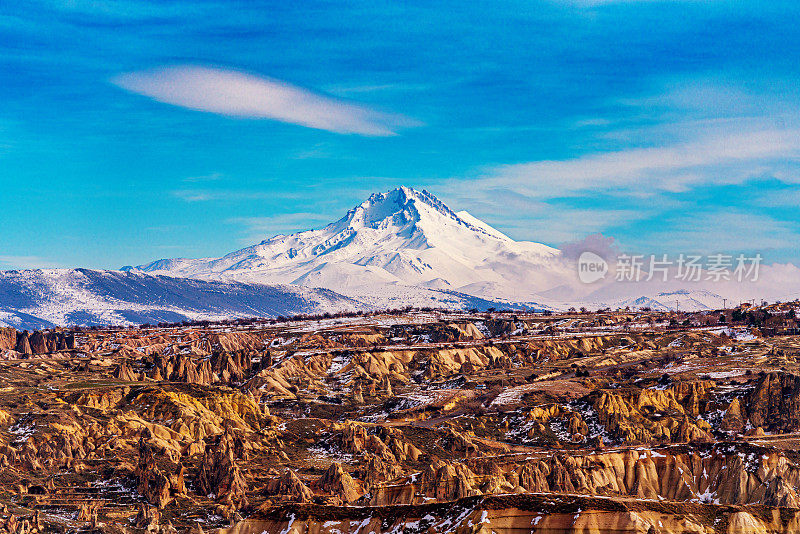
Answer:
[634, 210, 800, 255]
[324, 82, 432, 97]
[554, 0, 701, 5]
[488, 207, 645, 245]
[171, 189, 274, 202]
[439, 186, 650, 245]
[754, 188, 800, 207]
[112, 65, 421, 136]
[435, 83, 800, 252]
[183, 172, 223, 183]
[0, 255, 64, 269]
[228, 213, 333, 244]
[474, 128, 800, 197]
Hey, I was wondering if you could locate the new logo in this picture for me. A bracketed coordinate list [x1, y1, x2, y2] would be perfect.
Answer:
[577, 251, 608, 284]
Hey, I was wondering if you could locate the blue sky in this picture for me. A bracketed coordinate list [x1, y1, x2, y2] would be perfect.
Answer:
[1, 0, 799, 269]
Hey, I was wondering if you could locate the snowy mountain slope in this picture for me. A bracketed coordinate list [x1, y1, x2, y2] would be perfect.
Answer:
[3, 187, 783, 328]
[0, 269, 365, 330]
[0, 268, 529, 330]
[611, 290, 726, 312]
[131, 187, 770, 312]
[132, 187, 571, 303]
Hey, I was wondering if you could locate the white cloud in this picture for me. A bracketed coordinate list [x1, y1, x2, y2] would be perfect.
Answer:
[475, 128, 800, 197]
[183, 172, 223, 183]
[228, 213, 333, 244]
[0, 256, 64, 269]
[497, 207, 646, 245]
[436, 185, 649, 244]
[629, 210, 800, 255]
[171, 189, 274, 202]
[554, 0, 703, 5]
[561, 233, 620, 261]
[113, 65, 420, 136]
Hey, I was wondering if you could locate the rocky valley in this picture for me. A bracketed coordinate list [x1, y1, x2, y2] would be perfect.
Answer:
[0, 304, 799, 533]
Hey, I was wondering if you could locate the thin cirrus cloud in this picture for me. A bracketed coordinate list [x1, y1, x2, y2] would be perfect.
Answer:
[0, 255, 64, 269]
[172, 189, 275, 202]
[632, 210, 800, 254]
[112, 66, 420, 136]
[228, 213, 334, 245]
[477, 128, 800, 197]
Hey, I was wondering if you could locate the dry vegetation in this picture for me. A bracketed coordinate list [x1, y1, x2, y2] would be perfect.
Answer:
[1, 303, 800, 533]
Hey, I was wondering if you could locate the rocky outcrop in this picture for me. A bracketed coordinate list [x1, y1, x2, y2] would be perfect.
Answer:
[114, 360, 139, 381]
[217, 494, 800, 534]
[264, 469, 314, 503]
[355, 445, 800, 507]
[0, 328, 15, 351]
[149, 353, 214, 385]
[130, 385, 269, 442]
[521, 404, 590, 443]
[244, 351, 333, 397]
[11, 330, 74, 355]
[135, 437, 184, 508]
[591, 382, 714, 444]
[427, 346, 506, 378]
[198, 430, 248, 511]
[76, 500, 101, 525]
[1, 307, 797, 532]
[764, 475, 800, 508]
[361, 453, 403, 491]
[28, 332, 49, 354]
[502, 446, 800, 506]
[315, 462, 360, 503]
[734, 372, 800, 433]
[441, 427, 480, 457]
[134, 503, 160, 531]
[14, 332, 31, 355]
[210, 350, 255, 383]
[335, 421, 421, 465]
[720, 397, 746, 432]
[207, 332, 268, 353]
[418, 459, 479, 501]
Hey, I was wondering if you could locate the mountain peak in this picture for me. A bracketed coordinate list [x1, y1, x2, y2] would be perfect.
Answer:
[133, 186, 562, 303]
[347, 186, 489, 238]
[361, 186, 449, 214]
[363, 186, 448, 210]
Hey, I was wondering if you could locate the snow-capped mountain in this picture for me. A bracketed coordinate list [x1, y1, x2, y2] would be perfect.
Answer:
[0, 267, 524, 330]
[132, 187, 571, 304]
[0, 269, 363, 330]
[4, 187, 789, 330]
[612, 290, 726, 312]
[131, 186, 786, 312]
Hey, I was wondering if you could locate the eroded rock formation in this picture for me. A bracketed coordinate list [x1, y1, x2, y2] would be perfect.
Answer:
[0, 307, 798, 532]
